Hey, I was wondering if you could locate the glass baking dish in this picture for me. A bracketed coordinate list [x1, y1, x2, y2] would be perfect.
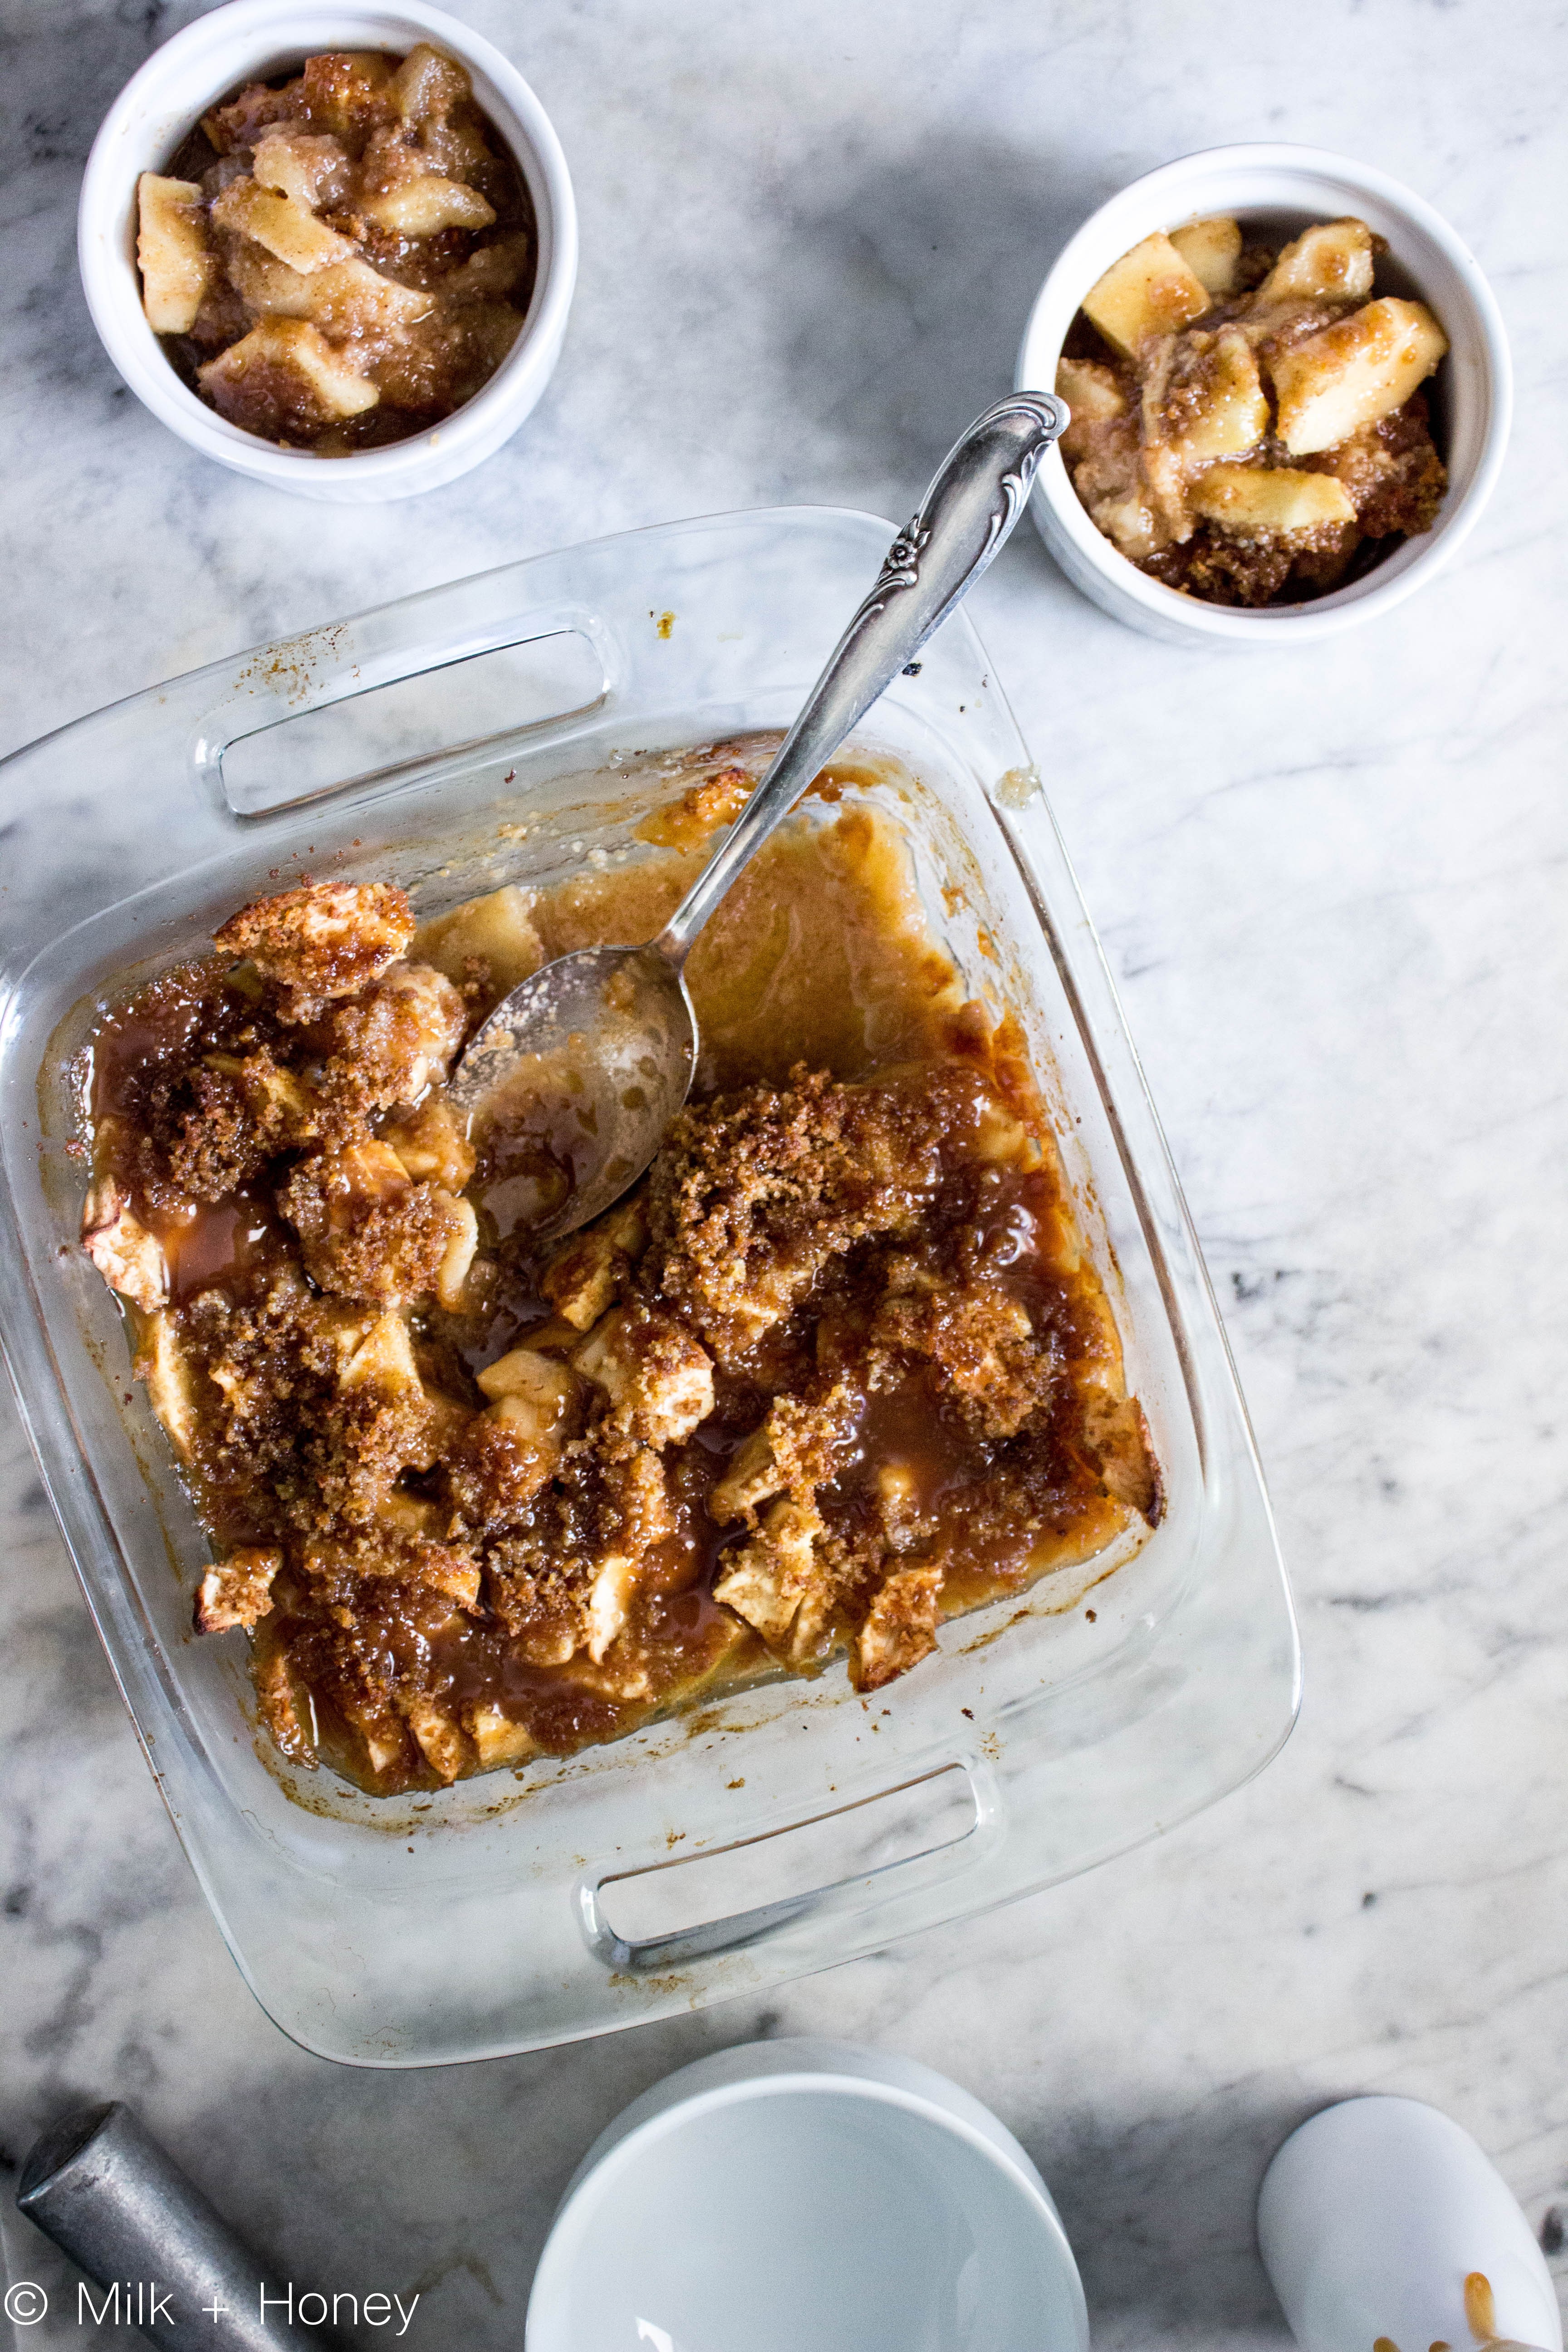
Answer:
[0, 509, 1298, 2065]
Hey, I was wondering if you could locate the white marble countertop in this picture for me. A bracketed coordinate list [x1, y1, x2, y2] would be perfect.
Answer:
[4, 1, 1566, 2345]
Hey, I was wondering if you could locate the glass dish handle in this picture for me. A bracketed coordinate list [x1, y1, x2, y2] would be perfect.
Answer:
[575, 1755, 1006, 1973]
[187, 581, 627, 819]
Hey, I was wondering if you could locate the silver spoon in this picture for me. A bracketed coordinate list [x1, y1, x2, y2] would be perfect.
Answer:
[450, 389, 1067, 1243]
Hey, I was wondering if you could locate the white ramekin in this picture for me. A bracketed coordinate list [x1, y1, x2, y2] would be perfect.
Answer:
[524, 2038, 1090, 2352]
[1016, 143, 1511, 646]
[78, 0, 577, 502]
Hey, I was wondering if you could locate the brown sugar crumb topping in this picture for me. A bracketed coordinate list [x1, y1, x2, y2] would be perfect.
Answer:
[135, 45, 536, 454]
[1058, 214, 1449, 606]
[78, 787, 1160, 1797]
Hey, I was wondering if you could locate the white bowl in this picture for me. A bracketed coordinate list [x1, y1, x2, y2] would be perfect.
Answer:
[78, 0, 578, 502]
[1016, 142, 1512, 645]
[524, 2039, 1090, 2352]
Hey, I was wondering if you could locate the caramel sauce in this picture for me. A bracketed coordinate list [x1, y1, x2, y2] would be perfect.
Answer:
[87, 965, 211, 1130]
[165, 1192, 278, 1301]
[531, 803, 967, 1092]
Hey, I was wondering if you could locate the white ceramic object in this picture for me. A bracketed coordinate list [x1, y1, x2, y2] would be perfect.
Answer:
[1016, 143, 1512, 645]
[525, 2038, 1090, 2352]
[77, 0, 577, 502]
[1258, 2095, 1562, 2352]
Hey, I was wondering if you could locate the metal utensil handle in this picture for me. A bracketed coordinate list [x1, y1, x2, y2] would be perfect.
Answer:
[652, 389, 1067, 964]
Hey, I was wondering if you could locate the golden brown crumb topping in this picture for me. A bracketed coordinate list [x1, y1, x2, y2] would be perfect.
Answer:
[1058, 215, 1448, 606]
[78, 774, 1159, 1795]
[212, 880, 415, 1015]
[136, 46, 535, 453]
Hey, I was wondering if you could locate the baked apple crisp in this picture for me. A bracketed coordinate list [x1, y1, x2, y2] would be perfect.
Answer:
[1057, 215, 1449, 604]
[136, 46, 534, 452]
[77, 754, 1161, 1795]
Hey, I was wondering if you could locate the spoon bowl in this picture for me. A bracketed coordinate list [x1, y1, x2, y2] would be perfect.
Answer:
[450, 945, 695, 1244]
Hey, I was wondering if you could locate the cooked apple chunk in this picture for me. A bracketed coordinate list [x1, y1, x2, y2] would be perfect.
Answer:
[432, 1191, 479, 1310]
[401, 1693, 469, 1782]
[1054, 356, 1126, 461]
[467, 1704, 539, 1767]
[476, 1346, 577, 1435]
[210, 177, 358, 273]
[1272, 297, 1449, 456]
[338, 1308, 421, 1397]
[224, 240, 315, 319]
[573, 1308, 715, 1446]
[1173, 328, 1269, 460]
[539, 1196, 649, 1331]
[361, 174, 496, 236]
[709, 1423, 787, 1526]
[195, 1546, 282, 1634]
[136, 174, 214, 333]
[82, 1176, 167, 1310]
[1082, 231, 1210, 357]
[253, 1645, 314, 1764]
[446, 233, 533, 304]
[1259, 217, 1375, 305]
[392, 40, 473, 124]
[714, 1497, 825, 1651]
[134, 1311, 204, 1457]
[385, 1096, 475, 1190]
[199, 318, 379, 436]
[852, 1560, 944, 1692]
[1084, 1392, 1163, 1522]
[298, 49, 395, 139]
[216, 880, 414, 1014]
[352, 962, 467, 1102]
[1088, 486, 1160, 561]
[306, 257, 434, 340]
[584, 1549, 643, 1663]
[1190, 463, 1356, 537]
[249, 128, 352, 211]
[1055, 355, 1125, 423]
[1169, 214, 1242, 298]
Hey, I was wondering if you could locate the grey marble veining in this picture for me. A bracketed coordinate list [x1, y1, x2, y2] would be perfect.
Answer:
[3, 0, 1567, 2345]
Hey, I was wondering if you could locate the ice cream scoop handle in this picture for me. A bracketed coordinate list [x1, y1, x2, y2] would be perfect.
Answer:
[16, 2104, 336, 2352]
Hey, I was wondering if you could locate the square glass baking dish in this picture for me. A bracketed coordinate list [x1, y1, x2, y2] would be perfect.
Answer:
[0, 509, 1298, 2065]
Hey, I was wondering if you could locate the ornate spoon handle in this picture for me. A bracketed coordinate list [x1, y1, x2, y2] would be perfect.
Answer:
[652, 389, 1067, 965]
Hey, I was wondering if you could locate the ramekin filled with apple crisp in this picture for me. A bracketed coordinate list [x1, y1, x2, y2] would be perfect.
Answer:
[78, 0, 577, 500]
[1018, 144, 1510, 644]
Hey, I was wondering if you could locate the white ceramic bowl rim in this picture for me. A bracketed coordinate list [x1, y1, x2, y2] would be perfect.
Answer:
[560, 2072, 1068, 2225]
[1018, 140, 1513, 642]
[78, 0, 577, 489]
